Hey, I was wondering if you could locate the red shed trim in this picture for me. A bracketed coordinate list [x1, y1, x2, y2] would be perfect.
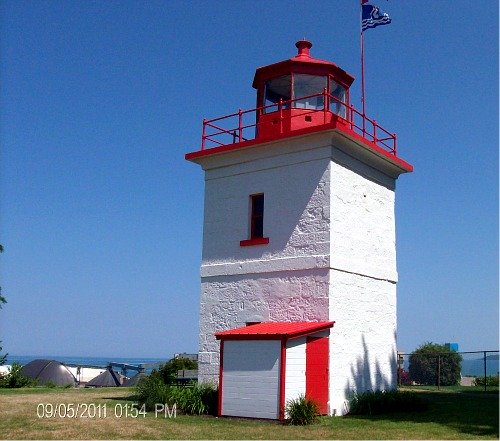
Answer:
[215, 321, 335, 341]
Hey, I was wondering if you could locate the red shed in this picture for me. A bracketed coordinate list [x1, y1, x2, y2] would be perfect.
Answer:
[215, 321, 334, 420]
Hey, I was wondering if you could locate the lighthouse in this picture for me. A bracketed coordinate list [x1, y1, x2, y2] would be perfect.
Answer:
[186, 40, 412, 418]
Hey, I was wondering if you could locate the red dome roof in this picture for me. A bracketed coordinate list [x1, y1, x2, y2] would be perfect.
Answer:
[252, 40, 355, 89]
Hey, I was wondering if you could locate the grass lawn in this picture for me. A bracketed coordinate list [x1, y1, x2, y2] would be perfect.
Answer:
[401, 384, 499, 394]
[0, 387, 498, 439]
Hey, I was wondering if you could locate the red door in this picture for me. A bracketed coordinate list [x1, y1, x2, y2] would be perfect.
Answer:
[306, 337, 329, 414]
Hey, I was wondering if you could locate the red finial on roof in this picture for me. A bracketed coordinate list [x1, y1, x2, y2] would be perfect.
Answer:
[295, 40, 312, 57]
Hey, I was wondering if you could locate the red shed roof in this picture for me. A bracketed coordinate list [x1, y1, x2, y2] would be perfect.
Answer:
[215, 321, 335, 341]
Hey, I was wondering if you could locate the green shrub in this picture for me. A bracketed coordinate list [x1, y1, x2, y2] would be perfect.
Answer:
[285, 395, 319, 425]
[349, 390, 428, 415]
[473, 375, 499, 387]
[0, 362, 38, 388]
[155, 357, 198, 385]
[136, 375, 172, 411]
[136, 376, 217, 415]
[409, 342, 462, 386]
[180, 383, 218, 415]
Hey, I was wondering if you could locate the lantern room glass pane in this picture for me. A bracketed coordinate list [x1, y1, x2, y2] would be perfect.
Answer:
[293, 74, 326, 109]
[330, 79, 346, 118]
[264, 75, 291, 113]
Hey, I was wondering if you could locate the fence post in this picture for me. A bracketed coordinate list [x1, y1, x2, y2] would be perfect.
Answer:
[437, 355, 441, 390]
[483, 351, 487, 392]
[397, 353, 402, 387]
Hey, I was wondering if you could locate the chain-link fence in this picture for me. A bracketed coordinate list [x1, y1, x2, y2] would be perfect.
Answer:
[397, 350, 499, 392]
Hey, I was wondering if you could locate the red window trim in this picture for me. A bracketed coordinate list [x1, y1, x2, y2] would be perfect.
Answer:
[240, 237, 269, 247]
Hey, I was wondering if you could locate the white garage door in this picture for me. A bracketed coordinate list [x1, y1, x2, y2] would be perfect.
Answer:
[222, 340, 281, 419]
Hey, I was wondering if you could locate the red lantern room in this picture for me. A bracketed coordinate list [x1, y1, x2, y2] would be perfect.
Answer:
[187, 40, 412, 175]
[253, 40, 354, 138]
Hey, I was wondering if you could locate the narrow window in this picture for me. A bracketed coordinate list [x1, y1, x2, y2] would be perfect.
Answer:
[240, 193, 269, 247]
[250, 194, 264, 239]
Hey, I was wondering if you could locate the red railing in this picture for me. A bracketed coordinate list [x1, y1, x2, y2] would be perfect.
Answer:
[201, 90, 397, 156]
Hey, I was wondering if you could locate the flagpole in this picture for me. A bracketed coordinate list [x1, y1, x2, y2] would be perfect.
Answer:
[360, 1, 366, 135]
[359, 1, 392, 135]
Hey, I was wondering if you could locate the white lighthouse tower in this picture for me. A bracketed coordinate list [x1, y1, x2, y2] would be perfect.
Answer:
[186, 40, 412, 417]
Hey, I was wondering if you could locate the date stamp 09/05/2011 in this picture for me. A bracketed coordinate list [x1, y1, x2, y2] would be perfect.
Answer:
[36, 403, 177, 419]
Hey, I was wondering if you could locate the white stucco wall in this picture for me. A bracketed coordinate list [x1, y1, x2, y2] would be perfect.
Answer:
[327, 148, 397, 415]
[199, 270, 330, 382]
[198, 135, 334, 383]
[328, 270, 397, 415]
[329, 148, 397, 282]
[200, 138, 332, 276]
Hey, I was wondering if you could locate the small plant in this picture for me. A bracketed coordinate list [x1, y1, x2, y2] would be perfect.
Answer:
[349, 389, 428, 415]
[178, 383, 218, 415]
[136, 376, 217, 415]
[285, 394, 319, 425]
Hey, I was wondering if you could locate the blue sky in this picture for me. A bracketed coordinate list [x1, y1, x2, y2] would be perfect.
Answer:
[1, 1, 498, 359]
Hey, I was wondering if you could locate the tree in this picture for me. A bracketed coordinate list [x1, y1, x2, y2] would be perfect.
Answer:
[0, 343, 6, 366]
[0, 362, 37, 388]
[409, 342, 462, 386]
[154, 356, 198, 384]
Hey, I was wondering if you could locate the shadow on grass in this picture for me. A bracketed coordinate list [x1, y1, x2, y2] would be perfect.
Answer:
[348, 391, 499, 438]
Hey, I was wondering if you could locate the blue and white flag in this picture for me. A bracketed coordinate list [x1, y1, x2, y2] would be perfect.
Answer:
[361, 4, 391, 31]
